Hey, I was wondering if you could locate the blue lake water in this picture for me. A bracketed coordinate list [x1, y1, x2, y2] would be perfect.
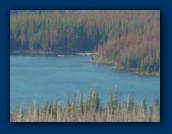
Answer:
[10, 55, 160, 112]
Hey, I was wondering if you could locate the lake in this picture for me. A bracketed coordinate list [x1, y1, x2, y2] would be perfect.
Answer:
[10, 55, 160, 112]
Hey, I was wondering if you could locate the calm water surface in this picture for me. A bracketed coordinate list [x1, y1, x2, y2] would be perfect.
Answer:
[10, 55, 160, 112]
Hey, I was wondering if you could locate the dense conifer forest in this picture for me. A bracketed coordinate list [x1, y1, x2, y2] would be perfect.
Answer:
[10, 87, 160, 122]
[10, 10, 160, 75]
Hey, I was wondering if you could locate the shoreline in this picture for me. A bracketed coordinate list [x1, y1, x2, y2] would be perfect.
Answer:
[10, 52, 160, 77]
[10, 51, 93, 56]
[10, 51, 76, 56]
[90, 60, 160, 77]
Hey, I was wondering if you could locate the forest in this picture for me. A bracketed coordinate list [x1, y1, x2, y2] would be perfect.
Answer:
[10, 86, 160, 122]
[10, 10, 160, 75]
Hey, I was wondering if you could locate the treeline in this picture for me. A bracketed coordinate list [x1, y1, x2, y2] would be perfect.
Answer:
[10, 10, 108, 52]
[10, 86, 160, 122]
[10, 10, 160, 74]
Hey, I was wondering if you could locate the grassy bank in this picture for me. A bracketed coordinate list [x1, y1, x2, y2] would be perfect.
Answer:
[10, 87, 160, 122]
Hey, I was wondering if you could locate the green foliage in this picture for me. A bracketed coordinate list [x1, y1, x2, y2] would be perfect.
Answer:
[128, 95, 134, 112]
[142, 97, 147, 115]
[10, 10, 108, 52]
[94, 10, 160, 74]
[80, 94, 84, 114]
[85, 85, 100, 112]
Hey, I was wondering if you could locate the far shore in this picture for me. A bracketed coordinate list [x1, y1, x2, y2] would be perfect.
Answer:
[10, 50, 75, 56]
[10, 51, 93, 56]
[89, 60, 160, 77]
[10, 51, 160, 77]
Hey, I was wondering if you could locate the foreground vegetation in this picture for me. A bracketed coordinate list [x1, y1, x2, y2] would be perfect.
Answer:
[10, 86, 160, 122]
